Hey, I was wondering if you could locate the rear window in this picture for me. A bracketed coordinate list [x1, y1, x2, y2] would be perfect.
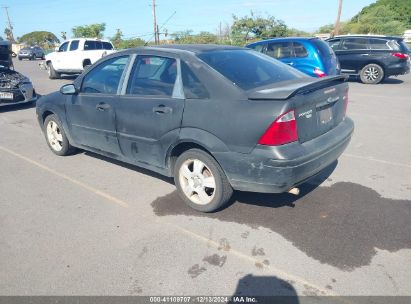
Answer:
[312, 39, 334, 56]
[198, 50, 304, 91]
[398, 40, 410, 53]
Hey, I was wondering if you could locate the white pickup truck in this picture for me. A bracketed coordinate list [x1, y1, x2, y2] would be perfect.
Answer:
[41, 38, 115, 79]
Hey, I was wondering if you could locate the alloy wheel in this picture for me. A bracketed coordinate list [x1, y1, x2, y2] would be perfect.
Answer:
[46, 120, 63, 152]
[179, 159, 216, 205]
[364, 66, 380, 81]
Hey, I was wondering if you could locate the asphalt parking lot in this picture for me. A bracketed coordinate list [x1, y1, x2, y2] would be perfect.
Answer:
[1, 59, 411, 298]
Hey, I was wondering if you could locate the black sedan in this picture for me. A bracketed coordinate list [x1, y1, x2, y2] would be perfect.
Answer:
[36, 45, 354, 212]
[0, 67, 37, 107]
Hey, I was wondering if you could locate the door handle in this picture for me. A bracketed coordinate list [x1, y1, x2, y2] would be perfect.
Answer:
[96, 103, 111, 111]
[286, 62, 294, 66]
[153, 105, 172, 114]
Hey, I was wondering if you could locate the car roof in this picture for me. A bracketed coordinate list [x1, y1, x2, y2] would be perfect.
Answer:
[63, 38, 112, 43]
[331, 35, 403, 40]
[150, 44, 246, 54]
[247, 37, 318, 45]
[110, 44, 250, 60]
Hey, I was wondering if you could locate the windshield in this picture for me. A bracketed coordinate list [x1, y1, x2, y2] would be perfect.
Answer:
[198, 49, 304, 90]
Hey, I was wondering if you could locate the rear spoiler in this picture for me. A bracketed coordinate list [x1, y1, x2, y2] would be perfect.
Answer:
[248, 75, 348, 100]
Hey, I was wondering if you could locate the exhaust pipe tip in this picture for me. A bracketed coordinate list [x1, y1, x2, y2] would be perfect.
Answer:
[288, 187, 300, 196]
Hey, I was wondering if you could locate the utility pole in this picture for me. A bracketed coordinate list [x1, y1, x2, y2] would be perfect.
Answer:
[151, 0, 158, 44]
[334, 0, 343, 36]
[3, 6, 15, 42]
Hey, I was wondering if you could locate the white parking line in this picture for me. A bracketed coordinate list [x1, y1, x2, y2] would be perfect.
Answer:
[0, 144, 337, 297]
[342, 153, 411, 169]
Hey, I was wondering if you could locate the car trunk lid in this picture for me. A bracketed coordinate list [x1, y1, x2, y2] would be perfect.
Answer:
[248, 75, 348, 144]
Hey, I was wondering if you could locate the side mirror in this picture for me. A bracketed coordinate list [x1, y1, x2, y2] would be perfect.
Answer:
[60, 84, 77, 95]
[55, 46, 60, 52]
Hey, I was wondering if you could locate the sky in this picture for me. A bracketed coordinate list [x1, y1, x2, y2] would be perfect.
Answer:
[2, 0, 377, 41]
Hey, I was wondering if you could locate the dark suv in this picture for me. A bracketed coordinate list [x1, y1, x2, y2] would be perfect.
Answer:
[326, 35, 410, 84]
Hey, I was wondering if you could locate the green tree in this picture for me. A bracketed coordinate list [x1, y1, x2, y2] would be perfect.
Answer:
[171, 30, 195, 44]
[231, 12, 288, 45]
[317, 24, 335, 34]
[4, 28, 14, 41]
[171, 30, 219, 44]
[346, 5, 406, 35]
[72, 23, 106, 39]
[18, 31, 60, 47]
[118, 37, 145, 49]
[287, 28, 311, 37]
[110, 29, 123, 49]
[352, 0, 411, 27]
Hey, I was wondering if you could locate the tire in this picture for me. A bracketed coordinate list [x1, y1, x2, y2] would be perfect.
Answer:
[47, 62, 60, 79]
[43, 114, 75, 156]
[18, 57, 22, 61]
[360, 64, 384, 84]
[174, 149, 233, 212]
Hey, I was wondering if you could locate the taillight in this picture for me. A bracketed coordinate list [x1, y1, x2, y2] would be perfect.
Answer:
[258, 110, 298, 146]
[392, 52, 409, 59]
[314, 68, 326, 78]
[343, 88, 349, 118]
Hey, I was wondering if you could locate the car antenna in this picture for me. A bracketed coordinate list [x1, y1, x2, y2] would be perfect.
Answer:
[144, 10, 176, 46]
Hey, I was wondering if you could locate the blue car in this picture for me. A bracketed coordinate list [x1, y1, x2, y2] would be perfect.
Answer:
[246, 37, 340, 77]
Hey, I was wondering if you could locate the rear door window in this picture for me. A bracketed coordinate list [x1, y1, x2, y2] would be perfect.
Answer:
[341, 38, 368, 50]
[126, 56, 177, 97]
[84, 40, 96, 50]
[293, 42, 308, 57]
[266, 42, 293, 59]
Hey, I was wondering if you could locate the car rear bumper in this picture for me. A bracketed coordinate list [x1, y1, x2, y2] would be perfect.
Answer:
[215, 118, 354, 193]
[386, 62, 410, 76]
[18, 54, 33, 59]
